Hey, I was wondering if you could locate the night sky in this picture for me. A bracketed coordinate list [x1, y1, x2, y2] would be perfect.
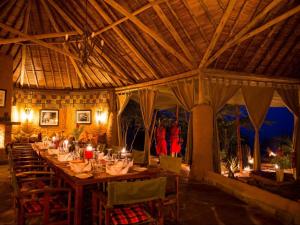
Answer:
[240, 107, 294, 153]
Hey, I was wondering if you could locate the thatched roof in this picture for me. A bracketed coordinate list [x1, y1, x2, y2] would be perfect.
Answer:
[0, 0, 299, 90]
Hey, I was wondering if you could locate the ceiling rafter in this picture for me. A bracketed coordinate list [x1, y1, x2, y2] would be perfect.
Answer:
[46, 48, 56, 87]
[94, 0, 165, 36]
[104, 0, 193, 69]
[41, 0, 87, 88]
[47, 0, 133, 85]
[28, 46, 39, 87]
[0, 32, 78, 45]
[0, 0, 166, 45]
[54, 51, 64, 88]
[20, 0, 31, 86]
[36, 46, 48, 88]
[150, 0, 194, 63]
[232, 5, 300, 49]
[165, 1, 200, 59]
[89, 0, 159, 79]
[181, 0, 209, 45]
[214, 0, 248, 68]
[206, 0, 286, 66]
[74, 0, 133, 85]
[63, 54, 73, 89]
[0, 22, 81, 59]
[198, 0, 237, 68]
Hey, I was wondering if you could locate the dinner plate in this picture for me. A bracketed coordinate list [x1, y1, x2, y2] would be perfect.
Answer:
[132, 166, 147, 172]
[75, 173, 93, 179]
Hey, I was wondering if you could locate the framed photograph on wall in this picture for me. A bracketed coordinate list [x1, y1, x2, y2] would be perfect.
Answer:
[76, 110, 91, 124]
[0, 89, 6, 107]
[40, 109, 59, 126]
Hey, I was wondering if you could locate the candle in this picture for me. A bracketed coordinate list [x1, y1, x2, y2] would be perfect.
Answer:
[85, 144, 94, 159]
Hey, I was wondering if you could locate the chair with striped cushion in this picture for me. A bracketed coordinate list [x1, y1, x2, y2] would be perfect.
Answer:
[159, 156, 181, 222]
[92, 177, 167, 225]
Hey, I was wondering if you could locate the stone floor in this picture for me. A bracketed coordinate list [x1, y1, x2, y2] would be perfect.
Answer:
[0, 163, 283, 225]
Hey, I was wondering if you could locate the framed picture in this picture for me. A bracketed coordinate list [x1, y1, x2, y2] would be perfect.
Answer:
[76, 110, 91, 124]
[0, 89, 6, 107]
[40, 109, 59, 126]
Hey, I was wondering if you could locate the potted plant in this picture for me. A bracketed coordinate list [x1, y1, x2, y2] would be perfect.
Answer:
[271, 153, 291, 182]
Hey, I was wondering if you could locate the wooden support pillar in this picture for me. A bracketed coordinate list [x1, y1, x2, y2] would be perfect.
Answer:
[190, 104, 213, 181]
[0, 54, 13, 160]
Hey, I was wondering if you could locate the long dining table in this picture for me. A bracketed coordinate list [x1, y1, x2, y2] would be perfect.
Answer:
[32, 145, 175, 225]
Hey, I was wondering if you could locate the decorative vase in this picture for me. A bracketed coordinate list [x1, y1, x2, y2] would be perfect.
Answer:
[276, 169, 284, 182]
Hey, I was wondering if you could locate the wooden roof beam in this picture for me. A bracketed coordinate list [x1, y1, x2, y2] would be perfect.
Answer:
[233, 5, 300, 48]
[28, 47, 39, 87]
[198, 0, 237, 68]
[150, 0, 194, 63]
[89, 0, 159, 79]
[20, 0, 31, 86]
[206, 0, 285, 66]
[0, 31, 79, 45]
[0, 22, 80, 59]
[104, 0, 193, 69]
[94, 0, 165, 36]
[46, 0, 129, 85]
[115, 68, 300, 93]
[41, 0, 86, 88]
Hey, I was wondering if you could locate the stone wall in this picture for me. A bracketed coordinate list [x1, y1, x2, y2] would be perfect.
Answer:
[12, 89, 113, 145]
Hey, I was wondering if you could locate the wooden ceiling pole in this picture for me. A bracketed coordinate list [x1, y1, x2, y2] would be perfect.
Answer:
[41, 0, 86, 88]
[206, 0, 285, 66]
[150, 0, 194, 63]
[198, 0, 237, 68]
[104, 0, 193, 69]
[46, 0, 129, 86]
[36, 46, 48, 88]
[20, 0, 31, 86]
[94, 0, 165, 36]
[28, 47, 39, 87]
[89, 0, 159, 79]
[182, 0, 209, 45]
[234, 5, 300, 46]
[54, 51, 65, 89]
[0, 22, 80, 59]
[0, 32, 78, 45]
[46, 48, 56, 87]
[63, 54, 73, 89]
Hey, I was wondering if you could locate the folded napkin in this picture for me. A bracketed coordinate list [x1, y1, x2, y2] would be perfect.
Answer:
[69, 161, 92, 173]
[106, 160, 133, 176]
[58, 153, 73, 162]
[48, 148, 59, 155]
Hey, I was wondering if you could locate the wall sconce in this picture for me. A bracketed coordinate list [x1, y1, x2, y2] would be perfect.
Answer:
[21, 108, 33, 122]
[96, 110, 108, 124]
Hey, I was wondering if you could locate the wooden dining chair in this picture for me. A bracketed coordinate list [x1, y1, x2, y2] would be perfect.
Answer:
[18, 188, 72, 225]
[92, 177, 167, 225]
[159, 156, 181, 222]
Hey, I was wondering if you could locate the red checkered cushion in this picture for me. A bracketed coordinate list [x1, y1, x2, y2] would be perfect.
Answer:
[111, 205, 150, 225]
[21, 180, 46, 192]
[24, 200, 43, 213]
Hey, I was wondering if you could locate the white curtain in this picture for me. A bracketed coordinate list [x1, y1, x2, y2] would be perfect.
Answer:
[209, 83, 240, 172]
[117, 93, 132, 146]
[139, 89, 157, 164]
[276, 88, 300, 178]
[171, 80, 196, 164]
[107, 92, 118, 146]
[242, 87, 274, 170]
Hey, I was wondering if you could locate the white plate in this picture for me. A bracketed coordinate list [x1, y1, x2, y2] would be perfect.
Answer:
[132, 166, 147, 172]
[75, 173, 93, 179]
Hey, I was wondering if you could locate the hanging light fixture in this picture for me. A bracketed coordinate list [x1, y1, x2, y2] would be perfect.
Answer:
[66, 0, 104, 65]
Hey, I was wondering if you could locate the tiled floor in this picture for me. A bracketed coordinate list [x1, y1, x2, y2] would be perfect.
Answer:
[0, 163, 282, 225]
